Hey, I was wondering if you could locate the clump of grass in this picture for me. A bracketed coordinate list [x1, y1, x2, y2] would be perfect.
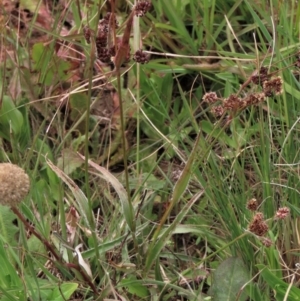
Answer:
[1, 0, 300, 300]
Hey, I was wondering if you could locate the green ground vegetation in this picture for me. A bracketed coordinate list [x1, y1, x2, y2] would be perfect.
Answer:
[0, 0, 300, 300]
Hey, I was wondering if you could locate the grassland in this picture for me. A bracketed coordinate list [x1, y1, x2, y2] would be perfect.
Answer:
[0, 0, 300, 300]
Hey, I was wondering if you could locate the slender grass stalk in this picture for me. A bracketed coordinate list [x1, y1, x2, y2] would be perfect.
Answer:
[133, 2, 141, 178]
[112, 7, 134, 204]
[110, 1, 139, 258]
[11, 206, 61, 261]
[12, 205, 99, 296]
[83, 10, 102, 284]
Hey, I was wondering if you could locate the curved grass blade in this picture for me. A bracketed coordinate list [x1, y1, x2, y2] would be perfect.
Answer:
[79, 154, 135, 232]
[46, 159, 91, 228]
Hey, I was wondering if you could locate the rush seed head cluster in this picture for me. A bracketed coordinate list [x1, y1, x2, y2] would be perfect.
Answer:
[83, 1, 151, 66]
[202, 65, 284, 120]
[246, 198, 290, 247]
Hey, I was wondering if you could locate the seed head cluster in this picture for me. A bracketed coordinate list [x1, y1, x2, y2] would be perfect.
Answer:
[248, 212, 269, 237]
[0, 163, 30, 207]
[133, 49, 150, 64]
[262, 76, 283, 97]
[275, 207, 290, 220]
[210, 105, 224, 117]
[251, 67, 269, 85]
[244, 92, 266, 107]
[83, 2, 152, 66]
[134, 1, 152, 17]
[223, 94, 244, 111]
[203, 65, 284, 118]
[83, 26, 91, 44]
[246, 197, 290, 247]
[261, 237, 272, 247]
[246, 198, 258, 211]
[94, 12, 118, 63]
[202, 92, 218, 104]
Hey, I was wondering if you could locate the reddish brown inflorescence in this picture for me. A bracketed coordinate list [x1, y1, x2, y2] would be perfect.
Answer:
[248, 212, 269, 236]
[222, 94, 244, 111]
[243, 92, 266, 107]
[251, 66, 269, 86]
[246, 198, 258, 212]
[83, 26, 91, 44]
[134, 1, 152, 17]
[262, 76, 283, 97]
[202, 92, 218, 104]
[133, 49, 150, 64]
[210, 105, 224, 117]
[274, 207, 290, 220]
[261, 237, 272, 247]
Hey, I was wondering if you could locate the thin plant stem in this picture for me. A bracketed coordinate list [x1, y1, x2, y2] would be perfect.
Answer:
[83, 19, 102, 280]
[11, 206, 61, 261]
[111, 0, 140, 259]
[11, 206, 99, 296]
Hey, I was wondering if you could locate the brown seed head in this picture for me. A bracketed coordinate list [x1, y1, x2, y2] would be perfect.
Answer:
[246, 198, 258, 211]
[83, 26, 91, 44]
[134, 1, 152, 17]
[210, 105, 225, 117]
[275, 207, 290, 220]
[97, 47, 112, 63]
[96, 31, 108, 48]
[203, 92, 218, 104]
[263, 76, 283, 97]
[251, 67, 269, 86]
[244, 92, 266, 107]
[0, 163, 30, 207]
[248, 212, 268, 236]
[133, 49, 150, 64]
[223, 94, 244, 111]
[261, 237, 272, 247]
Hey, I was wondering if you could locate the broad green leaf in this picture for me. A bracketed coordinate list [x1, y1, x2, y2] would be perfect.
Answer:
[57, 149, 84, 175]
[0, 96, 23, 137]
[0, 239, 22, 289]
[69, 93, 89, 122]
[284, 82, 300, 100]
[48, 283, 78, 301]
[20, 0, 41, 11]
[120, 276, 149, 298]
[0, 205, 19, 248]
[129, 173, 165, 190]
[31, 42, 70, 85]
[35, 138, 55, 163]
[209, 257, 250, 301]
[31, 43, 45, 66]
